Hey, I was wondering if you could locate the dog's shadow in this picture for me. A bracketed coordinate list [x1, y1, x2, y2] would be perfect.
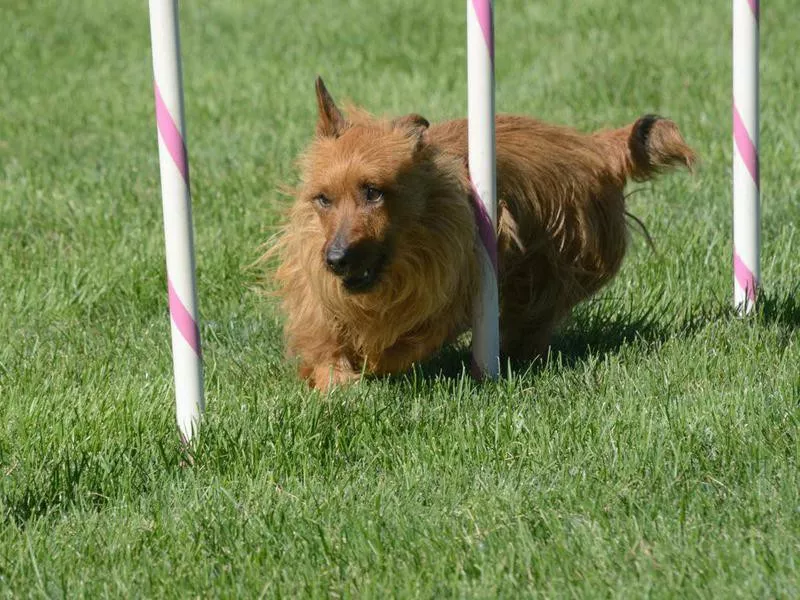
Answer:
[389, 287, 800, 384]
[385, 299, 680, 383]
[401, 301, 681, 382]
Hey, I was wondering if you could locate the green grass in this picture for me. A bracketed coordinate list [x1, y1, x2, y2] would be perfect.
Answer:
[1, 0, 798, 596]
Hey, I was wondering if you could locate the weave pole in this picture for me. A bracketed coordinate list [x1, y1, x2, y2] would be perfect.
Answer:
[732, 0, 760, 314]
[467, 0, 500, 379]
[148, 0, 204, 441]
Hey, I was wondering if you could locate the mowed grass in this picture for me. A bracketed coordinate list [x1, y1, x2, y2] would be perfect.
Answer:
[1, 0, 799, 596]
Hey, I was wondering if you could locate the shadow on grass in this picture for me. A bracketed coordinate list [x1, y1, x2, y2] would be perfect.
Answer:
[755, 286, 800, 329]
[547, 296, 714, 368]
[1, 436, 188, 527]
[388, 300, 685, 384]
[393, 286, 800, 384]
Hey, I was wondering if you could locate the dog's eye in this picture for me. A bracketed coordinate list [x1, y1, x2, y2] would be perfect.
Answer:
[314, 194, 332, 208]
[365, 185, 383, 204]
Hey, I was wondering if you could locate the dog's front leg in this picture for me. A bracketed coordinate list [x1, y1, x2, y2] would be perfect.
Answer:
[372, 325, 453, 376]
[300, 356, 360, 392]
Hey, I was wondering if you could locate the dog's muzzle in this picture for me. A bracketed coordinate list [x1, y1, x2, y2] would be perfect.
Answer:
[324, 239, 387, 294]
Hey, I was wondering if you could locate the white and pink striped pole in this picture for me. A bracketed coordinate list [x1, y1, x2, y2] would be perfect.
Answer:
[148, 0, 204, 441]
[467, 0, 500, 378]
[732, 0, 760, 314]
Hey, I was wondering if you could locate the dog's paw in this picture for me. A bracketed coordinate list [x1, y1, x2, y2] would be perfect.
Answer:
[308, 363, 360, 392]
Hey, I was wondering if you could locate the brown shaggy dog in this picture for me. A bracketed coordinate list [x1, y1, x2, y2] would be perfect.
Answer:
[267, 78, 695, 390]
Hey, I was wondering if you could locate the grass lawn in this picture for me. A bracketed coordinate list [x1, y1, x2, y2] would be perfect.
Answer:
[1, 0, 799, 596]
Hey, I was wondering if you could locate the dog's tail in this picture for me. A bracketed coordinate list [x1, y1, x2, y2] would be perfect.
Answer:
[595, 115, 696, 183]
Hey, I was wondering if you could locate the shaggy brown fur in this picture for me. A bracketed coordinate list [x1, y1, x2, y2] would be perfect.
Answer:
[266, 78, 696, 390]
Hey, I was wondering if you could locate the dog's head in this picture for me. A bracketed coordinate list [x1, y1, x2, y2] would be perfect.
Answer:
[296, 77, 432, 294]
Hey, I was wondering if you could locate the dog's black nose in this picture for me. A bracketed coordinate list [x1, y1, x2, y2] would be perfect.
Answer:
[325, 244, 350, 274]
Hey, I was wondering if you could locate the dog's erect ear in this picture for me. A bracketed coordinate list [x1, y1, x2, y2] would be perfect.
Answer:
[315, 76, 345, 137]
[392, 113, 430, 150]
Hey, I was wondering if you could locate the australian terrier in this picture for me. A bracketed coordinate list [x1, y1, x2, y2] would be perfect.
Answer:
[265, 78, 695, 389]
